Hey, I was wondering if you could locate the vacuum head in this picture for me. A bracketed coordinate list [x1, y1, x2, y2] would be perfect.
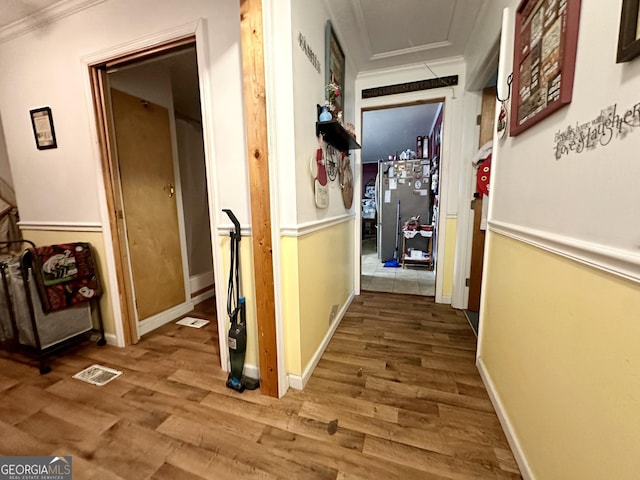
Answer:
[225, 373, 260, 393]
[226, 374, 245, 393]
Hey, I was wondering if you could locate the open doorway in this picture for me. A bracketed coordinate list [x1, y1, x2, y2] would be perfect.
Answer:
[360, 100, 444, 296]
[89, 41, 216, 347]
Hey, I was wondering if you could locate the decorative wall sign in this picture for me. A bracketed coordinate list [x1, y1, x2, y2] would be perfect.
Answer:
[510, 0, 582, 136]
[617, 0, 640, 62]
[340, 155, 353, 209]
[361, 76, 459, 99]
[325, 21, 345, 113]
[30, 106, 57, 150]
[553, 101, 640, 159]
[497, 103, 509, 138]
[298, 32, 321, 73]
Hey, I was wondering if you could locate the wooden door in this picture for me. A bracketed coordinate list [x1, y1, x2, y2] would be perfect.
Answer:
[110, 88, 186, 322]
[467, 87, 496, 312]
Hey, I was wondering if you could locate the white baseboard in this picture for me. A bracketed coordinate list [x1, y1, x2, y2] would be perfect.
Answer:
[436, 295, 452, 305]
[288, 291, 355, 390]
[190, 271, 214, 293]
[477, 356, 534, 480]
[191, 288, 215, 305]
[288, 374, 304, 390]
[104, 332, 120, 346]
[243, 363, 259, 380]
[137, 302, 193, 336]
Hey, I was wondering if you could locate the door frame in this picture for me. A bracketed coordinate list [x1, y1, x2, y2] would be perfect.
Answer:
[355, 96, 448, 303]
[107, 87, 191, 337]
[82, 21, 228, 369]
[453, 37, 502, 311]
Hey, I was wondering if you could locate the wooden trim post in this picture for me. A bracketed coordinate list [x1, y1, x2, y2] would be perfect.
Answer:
[239, 0, 279, 397]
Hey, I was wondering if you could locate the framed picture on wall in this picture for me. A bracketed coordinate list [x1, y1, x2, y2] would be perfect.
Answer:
[617, 0, 640, 62]
[325, 20, 345, 113]
[510, 0, 582, 136]
[29, 106, 57, 150]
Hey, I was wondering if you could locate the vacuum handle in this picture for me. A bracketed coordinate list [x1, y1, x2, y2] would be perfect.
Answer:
[222, 209, 241, 238]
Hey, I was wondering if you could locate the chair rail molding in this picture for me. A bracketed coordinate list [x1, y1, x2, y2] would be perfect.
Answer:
[489, 219, 640, 284]
[280, 213, 355, 237]
[18, 221, 103, 232]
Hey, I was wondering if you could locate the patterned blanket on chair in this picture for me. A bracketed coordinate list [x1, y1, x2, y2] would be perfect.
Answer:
[32, 242, 101, 313]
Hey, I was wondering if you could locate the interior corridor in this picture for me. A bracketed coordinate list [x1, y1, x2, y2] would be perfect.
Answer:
[0, 292, 519, 479]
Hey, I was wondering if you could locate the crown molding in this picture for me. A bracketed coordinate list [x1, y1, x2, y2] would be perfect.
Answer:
[0, 0, 105, 44]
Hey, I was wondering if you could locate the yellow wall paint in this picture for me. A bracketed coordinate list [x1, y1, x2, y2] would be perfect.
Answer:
[218, 235, 258, 369]
[20, 230, 116, 335]
[297, 220, 354, 372]
[479, 233, 640, 479]
[280, 236, 302, 375]
[441, 217, 456, 298]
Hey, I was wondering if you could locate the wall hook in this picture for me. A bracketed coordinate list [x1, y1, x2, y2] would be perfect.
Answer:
[496, 73, 513, 103]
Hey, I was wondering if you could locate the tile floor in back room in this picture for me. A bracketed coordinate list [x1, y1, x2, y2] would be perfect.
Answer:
[360, 236, 435, 296]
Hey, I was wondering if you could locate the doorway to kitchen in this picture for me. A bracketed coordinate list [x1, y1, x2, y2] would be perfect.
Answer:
[360, 100, 444, 297]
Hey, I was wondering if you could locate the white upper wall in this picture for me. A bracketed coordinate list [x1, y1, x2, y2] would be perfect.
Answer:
[0, 0, 249, 228]
[492, 0, 640, 253]
[109, 63, 174, 109]
[291, 0, 358, 224]
[464, 0, 512, 90]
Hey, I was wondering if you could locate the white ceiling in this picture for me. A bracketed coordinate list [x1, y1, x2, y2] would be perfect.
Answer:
[1, 1, 486, 73]
[325, 0, 486, 72]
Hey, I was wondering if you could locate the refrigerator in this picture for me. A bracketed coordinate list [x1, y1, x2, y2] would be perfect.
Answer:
[377, 159, 431, 262]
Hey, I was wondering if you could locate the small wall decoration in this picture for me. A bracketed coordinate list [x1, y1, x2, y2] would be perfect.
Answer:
[311, 135, 329, 208]
[340, 154, 353, 209]
[30, 106, 57, 150]
[510, 0, 582, 136]
[617, 0, 640, 62]
[361, 76, 458, 99]
[325, 20, 345, 114]
[553, 101, 640, 159]
[497, 103, 509, 138]
[297, 32, 321, 73]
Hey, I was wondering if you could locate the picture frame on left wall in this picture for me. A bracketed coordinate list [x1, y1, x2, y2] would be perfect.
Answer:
[325, 20, 345, 114]
[30, 106, 57, 150]
[617, 0, 640, 62]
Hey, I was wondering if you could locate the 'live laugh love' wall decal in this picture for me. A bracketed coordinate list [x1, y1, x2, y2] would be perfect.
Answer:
[554, 102, 640, 159]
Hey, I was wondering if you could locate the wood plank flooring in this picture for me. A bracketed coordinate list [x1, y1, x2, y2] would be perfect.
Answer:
[0, 292, 521, 479]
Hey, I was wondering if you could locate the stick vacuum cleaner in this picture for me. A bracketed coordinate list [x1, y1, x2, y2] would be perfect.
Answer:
[222, 209, 259, 393]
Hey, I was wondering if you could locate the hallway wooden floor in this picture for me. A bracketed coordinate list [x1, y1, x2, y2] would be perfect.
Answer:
[0, 292, 521, 479]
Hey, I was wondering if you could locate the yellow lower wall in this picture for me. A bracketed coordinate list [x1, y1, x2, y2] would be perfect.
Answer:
[479, 232, 640, 479]
[281, 236, 301, 375]
[441, 217, 456, 298]
[281, 219, 355, 377]
[20, 229, 116, 336]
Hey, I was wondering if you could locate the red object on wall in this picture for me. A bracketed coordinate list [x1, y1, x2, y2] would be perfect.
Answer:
[476, 154, 491, 196]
